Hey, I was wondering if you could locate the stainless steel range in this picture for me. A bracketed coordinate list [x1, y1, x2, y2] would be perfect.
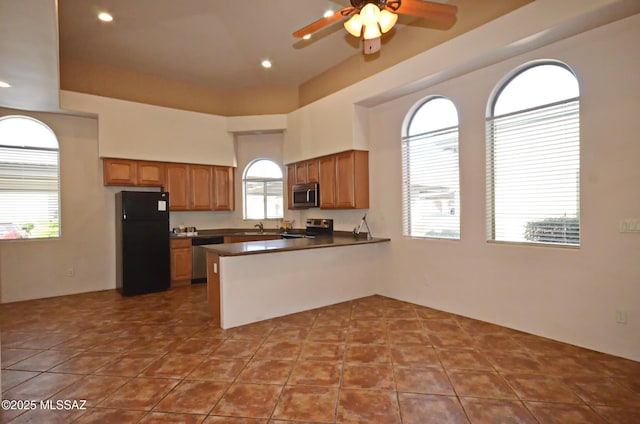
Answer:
[305, 218, 334, 237]
[280, 218, 333, 239]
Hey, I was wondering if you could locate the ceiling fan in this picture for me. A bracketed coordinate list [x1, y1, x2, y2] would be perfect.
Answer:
[293, 0, 458, 54]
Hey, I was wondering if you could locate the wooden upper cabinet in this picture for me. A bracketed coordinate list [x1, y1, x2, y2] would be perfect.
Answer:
[319, 155, 336, 209]
[165, 163, 189, 211]
[295, 162, 307, 184]
[103, 158, 136, 185]
[287, 164, 295, 210]
[336, 150, 369, 209]
[212, 166, 234, 211]
[136, 161, 164, 186]
[306, 159, 319, 183]
[103, 158, 235, 212]
[189, 165, 213, 210]
[319, 150, 369, 209]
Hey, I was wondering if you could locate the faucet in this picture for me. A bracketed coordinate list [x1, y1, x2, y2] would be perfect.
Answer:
[254, 222, 264, 233]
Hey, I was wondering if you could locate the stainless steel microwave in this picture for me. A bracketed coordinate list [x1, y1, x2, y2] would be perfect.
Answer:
[292, 183, 319, 208]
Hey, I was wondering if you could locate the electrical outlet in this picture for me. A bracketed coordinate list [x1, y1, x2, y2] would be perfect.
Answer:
[66, 268, 74, 277]
[615, 309, 627, 324]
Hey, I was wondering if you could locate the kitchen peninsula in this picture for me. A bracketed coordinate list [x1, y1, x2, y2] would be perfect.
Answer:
[201, 233, 390, 328]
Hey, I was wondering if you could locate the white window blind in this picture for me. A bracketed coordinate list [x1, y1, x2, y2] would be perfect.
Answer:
[0, 116, 60, 240]
[402, 97, 460, 239]
[243, 159, 284, 220]
[487, 98, 580, 245]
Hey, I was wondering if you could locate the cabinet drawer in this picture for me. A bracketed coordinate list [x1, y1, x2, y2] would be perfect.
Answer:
[171, 238, 191, 248]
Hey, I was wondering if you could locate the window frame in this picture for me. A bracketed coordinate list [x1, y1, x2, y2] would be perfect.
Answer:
[0, 115, 61, 241]
[486, 60, 580, 247]
[242, 158, 284, 220]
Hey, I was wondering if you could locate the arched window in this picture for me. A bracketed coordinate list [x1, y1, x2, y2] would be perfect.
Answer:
[402, 96, 460, 239]
[0, 115, 60, 240]
[487, 61, 580, 245]
[243, 158, 284, 220]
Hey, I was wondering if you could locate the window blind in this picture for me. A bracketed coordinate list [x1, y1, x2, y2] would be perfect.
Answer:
[0, 146, 60, 239]
[486, 98, 580, 245]
[402, 126, 460, 239]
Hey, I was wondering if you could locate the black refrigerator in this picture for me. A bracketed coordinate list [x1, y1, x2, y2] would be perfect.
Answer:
[115, 191, 170, 296]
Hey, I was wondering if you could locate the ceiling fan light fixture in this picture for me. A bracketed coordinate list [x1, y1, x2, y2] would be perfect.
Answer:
[378, 9, 398, 33]
[344, 14, 363, 37]
[360, 3, 380, 27]
[363, 23, 382, 40]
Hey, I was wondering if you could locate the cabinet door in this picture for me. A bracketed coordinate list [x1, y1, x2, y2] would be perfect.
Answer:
[103, 158, 136, 185]
[136, 161, 164, 186]
[287, 164, 296, 210]
[335, 151, 356, 208]
[319, 155, 336, 208]
[189, 165, 213, 210]
[335, 150, 369, 209]
[295, 162, 307, 184]
[165, 163, 189, 211]
[212, 166, 234, 211]
[306, 159, 319, 183]
[170, 239, 192, 283]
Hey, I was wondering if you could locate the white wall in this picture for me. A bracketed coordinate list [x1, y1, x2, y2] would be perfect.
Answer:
[0, 108, 118, 302]
[60, 91, 236, 166]
[367, 14, 640, 361]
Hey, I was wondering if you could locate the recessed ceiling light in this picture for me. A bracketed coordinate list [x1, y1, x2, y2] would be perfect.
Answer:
[0, 80, 11, 88]
[261, 59, 272, 69]
[323, 10, 334, 18]
[303, 34, 311, 40]
[98, 12, 113, 22]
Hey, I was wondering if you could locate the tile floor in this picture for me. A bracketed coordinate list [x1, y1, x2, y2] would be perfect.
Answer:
[1, 285, 638, 423]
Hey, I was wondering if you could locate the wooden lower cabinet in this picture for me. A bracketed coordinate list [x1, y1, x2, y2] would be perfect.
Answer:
[170, 238, 192, 285]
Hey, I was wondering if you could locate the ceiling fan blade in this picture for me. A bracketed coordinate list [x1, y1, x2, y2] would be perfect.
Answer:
[293, 7, 355, 38]
[396, 0, 457, 21]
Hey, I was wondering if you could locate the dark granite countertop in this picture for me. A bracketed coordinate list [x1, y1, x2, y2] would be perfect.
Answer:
[200, 233, 390, 256]
[171, 228, 307, 239]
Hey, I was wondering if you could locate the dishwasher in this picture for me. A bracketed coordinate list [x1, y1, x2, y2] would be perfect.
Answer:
[191, 236, 224, 284]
